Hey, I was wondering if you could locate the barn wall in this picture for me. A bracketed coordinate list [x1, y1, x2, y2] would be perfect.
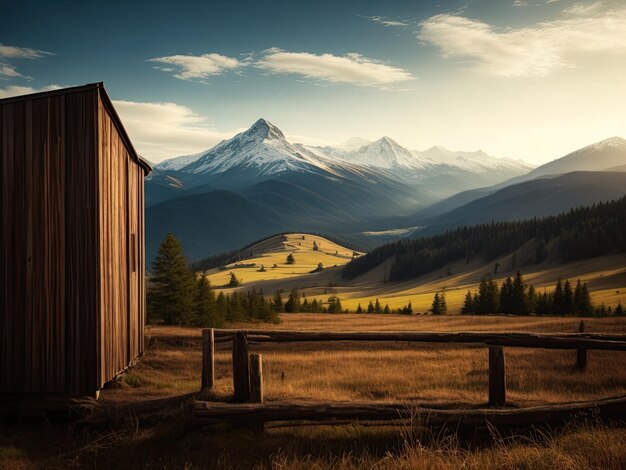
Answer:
[0, 89, 100, 396]
[97, 92, 145, 388]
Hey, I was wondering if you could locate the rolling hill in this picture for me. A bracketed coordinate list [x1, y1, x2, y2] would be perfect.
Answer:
[197, 233, 361, 289]
[196, 230, 626, 316]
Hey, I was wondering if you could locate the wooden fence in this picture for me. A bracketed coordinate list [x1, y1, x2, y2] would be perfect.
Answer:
[196, 322, 626, 427]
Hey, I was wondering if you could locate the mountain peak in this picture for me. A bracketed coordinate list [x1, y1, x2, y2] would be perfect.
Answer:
[592, 136, 626, 148]
[245, 118, 285, 141]
[376, 136, 398, 146]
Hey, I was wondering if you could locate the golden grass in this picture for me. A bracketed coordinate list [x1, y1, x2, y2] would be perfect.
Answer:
[103, 314, 626, 406]
[3, 314, 626, 469]
[201, 233, 359, 289]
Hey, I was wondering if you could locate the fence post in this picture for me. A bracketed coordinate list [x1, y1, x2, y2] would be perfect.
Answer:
[233, 331, 250, 402]
[488, 346, 506, 407]
[201, 328, 215, 392]
[250, 354, 264, 404]
[577, 320, 587, 370]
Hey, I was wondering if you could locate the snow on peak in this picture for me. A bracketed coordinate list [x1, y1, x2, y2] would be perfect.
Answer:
[581, 136, 626, 152]
[341, 136, 432, 170]
[339, 136, 372, 150]
[245, 118, 285, 141]
[170, 118, 334, 176]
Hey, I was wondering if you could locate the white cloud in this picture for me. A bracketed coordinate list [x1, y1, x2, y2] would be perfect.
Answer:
[0, 43, 51, 59]
[0, 43, 52, 80]
[112, 100, 238, 162]
[418, 7, 626, 77]
[365, 15, 410, 27]
[0, 63, 23, 78]
[563, 2, 603, 15]
[0, 84, 62, 98]
[256, 48, 414, 87]
[148, 53, 241, 82]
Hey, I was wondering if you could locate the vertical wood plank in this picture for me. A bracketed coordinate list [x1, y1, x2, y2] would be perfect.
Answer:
[488, 346, 506, 407]
[249, 354, 263, 404]
[577, 320, 587, 370]
[233, 331, 250, 402]
[202, 328, 215, 391]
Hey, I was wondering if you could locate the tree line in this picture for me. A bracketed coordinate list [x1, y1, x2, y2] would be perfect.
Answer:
[343, 197, 626, 282]
[458, 271, 623, 316]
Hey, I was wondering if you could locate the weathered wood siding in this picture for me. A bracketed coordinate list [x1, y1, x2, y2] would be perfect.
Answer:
[0, 84, 147, 397]
[97, 91, 145, 387]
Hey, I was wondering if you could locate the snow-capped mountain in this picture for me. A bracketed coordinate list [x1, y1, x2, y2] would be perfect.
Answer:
[155, 150, 206, 172]
[155, 119, 535, 181]
[167, 119, 335, 177]
[419, 146, 534, 173]
[339, 136, 372, 150]
[339, 136, 435, 171]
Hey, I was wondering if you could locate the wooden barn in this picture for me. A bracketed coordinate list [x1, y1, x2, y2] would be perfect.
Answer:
[0, 83, 151, 398]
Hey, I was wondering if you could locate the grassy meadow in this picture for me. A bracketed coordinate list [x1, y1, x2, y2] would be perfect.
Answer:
[203, 234, 626, 314]
[3, 313, 625, 469]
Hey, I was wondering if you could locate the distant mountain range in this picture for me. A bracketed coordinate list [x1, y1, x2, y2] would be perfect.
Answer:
[144, 118, 626, 262]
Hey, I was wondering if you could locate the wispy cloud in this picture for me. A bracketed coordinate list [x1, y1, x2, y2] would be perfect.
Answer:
[256, 48, 414, 88]
[148, 53, 241, 82]
[0, 43, 52, 79]
[513, 0, 561, 6]
[0, 84, 62, 98]
[418, 6, 626, 77]
[0, 43, 52, 59]
[112, 100, 237, 161]
[563, 1, 603, 15]
[365, 15, 410, 27]
[0, 63, 23, 78]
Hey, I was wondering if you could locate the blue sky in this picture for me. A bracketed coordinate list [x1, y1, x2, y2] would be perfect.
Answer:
[2, 0, 626, 163]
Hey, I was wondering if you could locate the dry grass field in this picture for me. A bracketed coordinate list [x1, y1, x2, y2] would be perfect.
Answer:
[2, 314, 625, 469]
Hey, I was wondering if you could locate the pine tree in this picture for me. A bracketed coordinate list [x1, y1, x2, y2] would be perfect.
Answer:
[284, 288, 301, 312]
[374, 298, 382, 313]
[367, 301, 375, 313]
[383, 304, 390, 314]
[578, 282, 594, 316]
[192, 274, 221, 327]
[313, 240, 319, 251]
[286, 253, 295, 264]
[511, 271, 527, 315]
[431, 292, 441, 314]
[356, 303, 363, 313]
[272, 290, 283, 312]
[553, 278, 564, 315]
[439, 292, 448, 315]
[327, 295, 342, 313]
[526, 285, 536, 314]
[487, 278, 500, 313]
[499, 277, 514, 314]
[148, 233, 196, 324]
[615, 302, 624, 317]
[228, 272, 241, 287]
[563, 279, 574, 315]
[461, 290, 473, 314]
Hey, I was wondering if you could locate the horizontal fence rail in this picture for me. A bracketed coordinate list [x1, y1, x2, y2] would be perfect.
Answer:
[212, 329, 626, 351]
[194, 396, 626, 428]
[198, 325, 626, 430]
